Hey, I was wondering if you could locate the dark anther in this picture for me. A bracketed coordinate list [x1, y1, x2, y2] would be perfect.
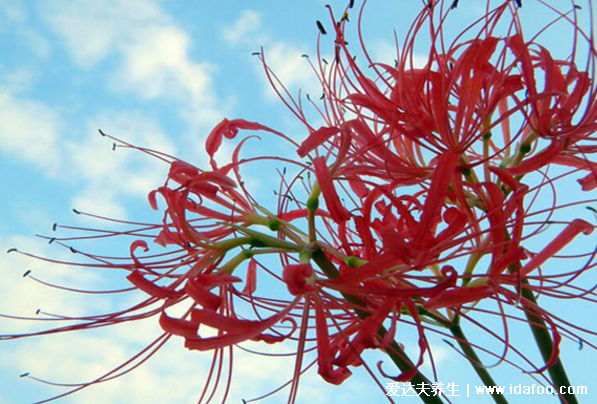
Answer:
[52, 223, 58, 231]
[574, 4, 582, 9]
[306, 94, 311, 101]
[515, 0, 522, 7]
[322, 58, 328, 65]
[301, 54, 309, 58]
[579, 338, 584, 350]
[242, 400, 247, 404]
[20, 373, 29, 378]
[112, 143, 117, 151]
[586, 206, 597, 213]
[316, 21, 327, 35]
[319, 93, 325, 100]
[451, 0, 459, 8]
[7, 248, 17, 253]
[273, 190, 278, 195]
[349, 0, 355, 8]
[23, 270, 31, 278]
[70, 247, 78, 254]
[73, 208, 81, 214]
[283, 167, 287, 175]
[251, 51, 260, 56]
[36, 309, 41, 315]
[48, 237, 56, 244]
[98, 129, 107, 136]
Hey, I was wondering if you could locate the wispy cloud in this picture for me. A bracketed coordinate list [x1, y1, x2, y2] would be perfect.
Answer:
[0, 91, 62, 174]
[223, 10, 264, 46]
[224, 10, 320, 102]
[66, 110, 176, 218]
[41, 0, 223, 128]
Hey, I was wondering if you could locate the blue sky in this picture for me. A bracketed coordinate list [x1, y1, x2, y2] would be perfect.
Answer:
[0, 0, 596, 403]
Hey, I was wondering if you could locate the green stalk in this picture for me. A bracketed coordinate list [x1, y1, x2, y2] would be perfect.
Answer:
[449, 324, 509, 404]
[516, 275, 578, 404]
[311, 250, 444, 404]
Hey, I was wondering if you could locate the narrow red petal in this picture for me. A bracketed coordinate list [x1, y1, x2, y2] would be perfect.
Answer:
[126, 271, 180, 299]
[521, 219, 594, 276]
[415, 151, 460, 244]
[313, 157, 351, 223]
[297, 126, 340, 157]
[424, 286, 494, 310]
[159, 311, 199, 338]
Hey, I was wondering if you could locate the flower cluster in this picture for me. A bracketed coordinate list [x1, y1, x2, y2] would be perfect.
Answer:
[4, 1, 597, 403]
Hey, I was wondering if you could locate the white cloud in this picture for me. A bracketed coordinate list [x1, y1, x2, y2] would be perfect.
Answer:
[262, 42, 320, 101]
[42, 0, 221, 127]
[371, 40, 428, 69]
[0, 91, 62, 174]
[19, 28, 51, 59]
[114, 25, 215, 105]
[223, 10, 320, 103]
[42, 0, 166, 68]
[66, 111, 176, 218]
[0, 2, 50, 59]
[223, 10, 264, 45]
[0, 234, 106, 333]
[0, 67, 38, 93]
[0, 0, 25, 23]
[0, 88, 176, 219]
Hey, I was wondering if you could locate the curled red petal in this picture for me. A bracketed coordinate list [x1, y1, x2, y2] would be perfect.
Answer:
[415, 151, 460, 244]
[148, 190, 159, 210]
[279, 208, 331, 222]
[206, 118, 272, 169]
[242, 259, 257, 295]
[379, 226, 412, 261]
[168, 160, 199, 184]
[297, 126, 340, 157]
[424, 285, 495, 310]
[185, 277, 222, 310]
[126, 271, 180, 299]
[313, 157, 351, 223]
[283, 264, 317, 296]
[507, 140, 565, 176]
[578, 171, 597, 191]
[185, 298, 299, 351]
[159, 311, 199, 338]
[191, 309, 263, 333]
[521, 219, 594, 276]
[314, 297, 352, 385]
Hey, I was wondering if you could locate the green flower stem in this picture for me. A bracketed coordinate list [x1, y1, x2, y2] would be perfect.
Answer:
[516, 275, 578, 404]
[449, 324, 509, 404]
[506, 257, 577, 404]
[311, 250, 445, 404]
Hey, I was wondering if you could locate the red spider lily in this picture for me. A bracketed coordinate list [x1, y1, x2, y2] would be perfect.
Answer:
[4, 1, 597, 404]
